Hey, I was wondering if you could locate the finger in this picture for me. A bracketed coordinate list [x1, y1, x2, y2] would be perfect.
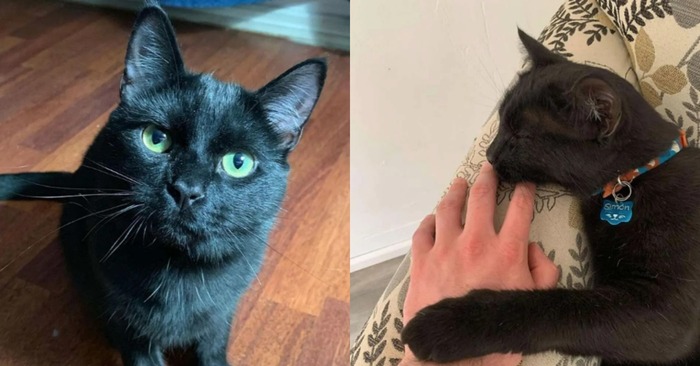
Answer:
[411, 214, 436, 258]
[500, 182, 536, 245]
[464, 162, 498, 234]
[528, 243, 560, 289]
[435, 178, 468, 241]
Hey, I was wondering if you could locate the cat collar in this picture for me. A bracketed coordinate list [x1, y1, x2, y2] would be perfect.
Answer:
[601, 130, 688, 200]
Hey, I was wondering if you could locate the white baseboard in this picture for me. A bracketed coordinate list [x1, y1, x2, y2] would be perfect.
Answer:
[350, 240, 411, 273]
[65, 0, 349, 51]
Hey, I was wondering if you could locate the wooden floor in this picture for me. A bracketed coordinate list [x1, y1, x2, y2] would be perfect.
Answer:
[0, 1, 349, 365]
[349, 257, 402, 343]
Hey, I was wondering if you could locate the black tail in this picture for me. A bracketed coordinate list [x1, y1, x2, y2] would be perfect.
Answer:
[0, 172, 76, 202]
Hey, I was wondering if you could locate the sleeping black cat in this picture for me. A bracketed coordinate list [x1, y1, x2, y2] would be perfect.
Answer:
[0, 4, 325, 366]
[402, 30, 700, 366]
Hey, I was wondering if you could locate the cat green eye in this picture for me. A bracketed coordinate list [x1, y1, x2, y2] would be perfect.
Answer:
[142, 125, 172, 153]
[222, 151, 256, 178]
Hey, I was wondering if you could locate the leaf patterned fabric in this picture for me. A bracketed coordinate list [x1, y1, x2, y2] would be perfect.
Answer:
[351, 0, 700, 365]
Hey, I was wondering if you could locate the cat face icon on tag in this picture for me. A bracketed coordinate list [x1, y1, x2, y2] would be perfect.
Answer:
[600, 199, 633, 225]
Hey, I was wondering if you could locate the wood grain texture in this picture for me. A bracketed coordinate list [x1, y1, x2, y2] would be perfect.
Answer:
[0, 1, 349, 365]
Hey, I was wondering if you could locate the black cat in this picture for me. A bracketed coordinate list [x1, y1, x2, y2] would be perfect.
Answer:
[0, 4, 325, 366]
[402, 30, 700, 366]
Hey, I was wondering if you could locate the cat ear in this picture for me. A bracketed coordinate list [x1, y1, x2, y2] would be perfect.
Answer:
[257, 58, 327, 151]
[574, 77, 622, 140]
[120, 5, 185, 100]
[518, 28, 564, 67]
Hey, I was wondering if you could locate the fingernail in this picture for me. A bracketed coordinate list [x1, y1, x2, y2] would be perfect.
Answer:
[452, 177, 466, 186]
[481, 162, 492, 171]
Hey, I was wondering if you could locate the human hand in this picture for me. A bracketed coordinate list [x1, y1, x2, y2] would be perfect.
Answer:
[400, 162, 560, 366]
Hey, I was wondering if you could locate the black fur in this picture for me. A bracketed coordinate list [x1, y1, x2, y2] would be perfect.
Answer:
[402, 30, 700, 366]
[0, 5, 325, 366]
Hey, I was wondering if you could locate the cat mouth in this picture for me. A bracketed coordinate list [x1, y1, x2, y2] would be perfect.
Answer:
[491, 164, 521, 183]
[150, 209, 209, 245]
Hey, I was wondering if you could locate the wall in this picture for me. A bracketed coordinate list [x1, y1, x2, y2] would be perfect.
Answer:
[350, 0, 563, 271]
[66, 0, 349, 50]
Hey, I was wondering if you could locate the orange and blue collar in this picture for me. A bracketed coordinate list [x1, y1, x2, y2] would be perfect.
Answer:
[599, 130, 688, 199]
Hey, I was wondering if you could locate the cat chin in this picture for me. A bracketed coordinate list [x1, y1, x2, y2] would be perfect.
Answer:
[160, 225, 207, 245]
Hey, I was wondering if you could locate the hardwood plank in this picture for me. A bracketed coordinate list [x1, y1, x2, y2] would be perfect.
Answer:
[10, 4, 90, 40]
[228, 300, 316, 366]
[0, 37, 22, 55]
[0, 5, 96, 70]
[16, 240, 71, 293]
[0, 1, 349, 365]
[0, 202, 61, 288]
[296, 298, 350, 366]
[20, 74, 119, 152]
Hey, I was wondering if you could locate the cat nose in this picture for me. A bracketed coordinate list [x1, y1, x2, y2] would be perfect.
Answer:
[167, 181, 205, 209]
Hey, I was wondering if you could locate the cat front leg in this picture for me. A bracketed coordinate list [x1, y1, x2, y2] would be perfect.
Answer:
[195, 321, 232, 366]
[104, 325, 164, 366]
[117, 339, 165, 366]
[402, 287, 698, 364]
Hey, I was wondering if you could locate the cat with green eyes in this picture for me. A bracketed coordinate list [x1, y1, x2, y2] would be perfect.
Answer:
[0, 4, 325, 366]
[141, 125, 257, 179]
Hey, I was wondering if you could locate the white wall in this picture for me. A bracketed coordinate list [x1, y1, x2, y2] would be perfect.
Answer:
[350, 0, 563, 271]
[66, 0, 349, 50]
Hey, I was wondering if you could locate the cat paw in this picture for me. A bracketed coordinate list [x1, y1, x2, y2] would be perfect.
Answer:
[401, 294, 514, 363]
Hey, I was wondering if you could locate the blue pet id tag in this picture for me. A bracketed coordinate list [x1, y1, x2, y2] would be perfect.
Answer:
[600, 199, 633, 225]
[600, 179, 633, 225]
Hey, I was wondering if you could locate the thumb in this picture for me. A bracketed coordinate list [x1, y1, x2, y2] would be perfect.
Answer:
[528, 243, 560, 289]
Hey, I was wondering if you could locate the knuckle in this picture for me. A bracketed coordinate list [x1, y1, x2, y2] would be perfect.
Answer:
[412, 230, 426, 244]
[499, 241, 525, 263]
[428, 244, 450, 262]
[459, 232, 485, 256]
[437, 197, 462, 212]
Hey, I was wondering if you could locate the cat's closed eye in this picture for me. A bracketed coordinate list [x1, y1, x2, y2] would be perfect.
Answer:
[514, 131, 532, 140]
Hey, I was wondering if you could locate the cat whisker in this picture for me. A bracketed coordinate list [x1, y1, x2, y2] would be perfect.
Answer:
[104, 215, 144, 260]
[201, 270, 216, 305]
[83, 203, 144, 241]
[194, 285, 204, 305]
[85, 159, 142, 185]
[225, 229, 262, 286]
[476, 7, 506, 92]
[107, 309, 119, 323]
[101, 210, 146, 262]
[179, 277, 185, 315]
[141, 211, 155, 244]
[471, 48, 503, 95]
[82, 165, 131, 186]
[0, 202, 135, 273]
[144, 281, 164, 303]
[224, 224, 329, 286]
[15, 177, 127, 193]
[83, 160, 144, 187]
[132, 218, 148, 250]
[66, 200, 97, 213]
[13, 192, 133, 200]
[464, 96, 500, 110]
[162, 259, 172, 303]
